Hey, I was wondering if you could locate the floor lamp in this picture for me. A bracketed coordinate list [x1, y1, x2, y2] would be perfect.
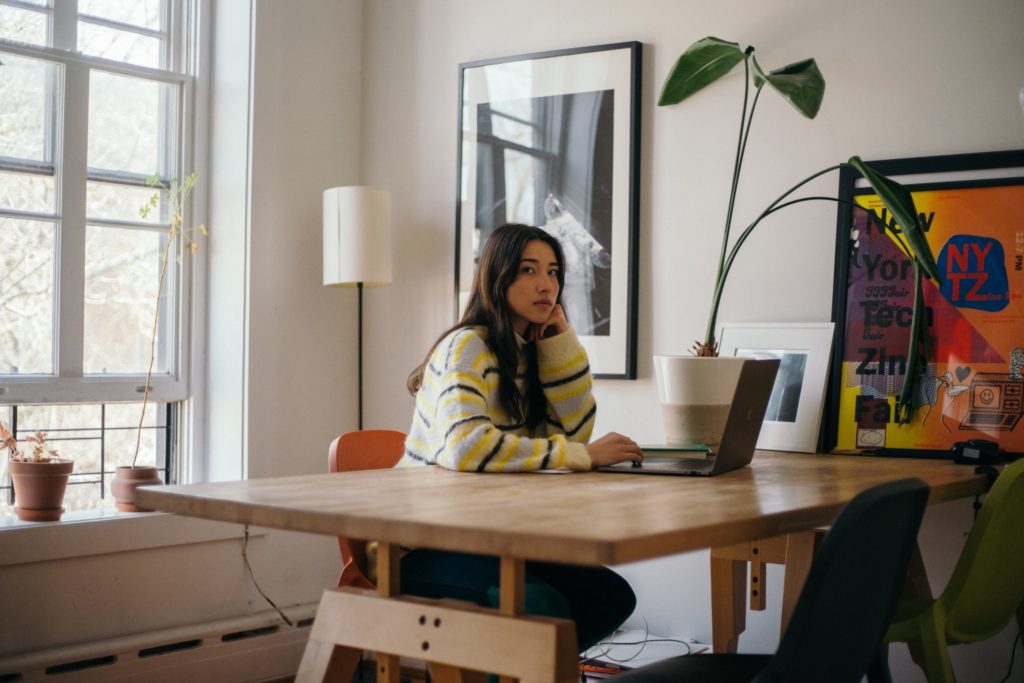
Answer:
[323, 186, 392, 430]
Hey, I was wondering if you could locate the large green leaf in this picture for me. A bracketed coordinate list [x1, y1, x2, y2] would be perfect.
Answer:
[658, 37, 746, 106]
[751, 56, 825, 119]
[848, 156, 941, 282]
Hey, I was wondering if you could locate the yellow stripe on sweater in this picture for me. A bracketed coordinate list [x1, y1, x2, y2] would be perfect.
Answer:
[439, 394, 486, 414]
[439, 370, 487, 392]
[550, 435, 568, 467]
[544, 349, 587, 376]
[557, 397, 596, 427]
[493, 434, 522, 471]
[456, 428, 499, 470]
[546, 380, 591, 404]
[522, 437, 545, 470]
[472, 348, 492, 374]
[450, 330, 477, 366]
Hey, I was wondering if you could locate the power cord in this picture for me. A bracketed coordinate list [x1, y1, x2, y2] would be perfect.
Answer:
[972, 465, 1000, 523]
[579, 618, 694, 681]
[242, 524, 294, 626]
[998, 628, 1022, 683]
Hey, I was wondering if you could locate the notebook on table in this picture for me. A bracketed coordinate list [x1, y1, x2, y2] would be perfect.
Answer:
[598, 357, 780, 477]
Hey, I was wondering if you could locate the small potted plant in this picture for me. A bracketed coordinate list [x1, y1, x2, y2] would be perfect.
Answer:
[111, 172, 205, 512]
[2, 421, 74, 522]
[654, 37, 941, 445]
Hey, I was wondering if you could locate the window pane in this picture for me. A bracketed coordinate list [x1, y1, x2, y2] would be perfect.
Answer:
[0, 169, 56, 214]
[84, 225, 169, 374]
[87, 180, 164, 223]
[0, 52, 57, 163]
[103, 401, 164, 468]
[78, 21, 162, 69]
[79, 0, 163, 31]
[503, 149, 536, 225]
[0, 217, 54, 375]
[0, 5, 48, 46]
[88, 71, 174, 176]
[490, 107, 535, 147]
[0, 402, 169, 516]
[0, 405, 9, 503]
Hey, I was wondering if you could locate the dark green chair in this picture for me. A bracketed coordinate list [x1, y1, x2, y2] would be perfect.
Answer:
[615, 478, 930, 683]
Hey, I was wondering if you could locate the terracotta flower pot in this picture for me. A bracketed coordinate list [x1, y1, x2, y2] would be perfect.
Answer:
[9, 458, 74, 522]
[111, 465, 163, 512]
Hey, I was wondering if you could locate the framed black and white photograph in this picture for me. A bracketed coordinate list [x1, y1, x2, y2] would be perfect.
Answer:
[455, 42, 641, 378]
[720, 322, 836, 452]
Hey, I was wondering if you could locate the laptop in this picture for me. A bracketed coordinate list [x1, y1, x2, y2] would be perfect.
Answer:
[599, 357, 780, 476]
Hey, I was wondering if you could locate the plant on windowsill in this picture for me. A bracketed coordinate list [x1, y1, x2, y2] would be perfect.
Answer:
[110, 172, 206, 512]
[1, 421, 74, 522]
[654, 37, 941, 447]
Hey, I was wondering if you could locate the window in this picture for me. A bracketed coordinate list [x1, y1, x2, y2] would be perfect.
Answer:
[0, 0, 200, 515]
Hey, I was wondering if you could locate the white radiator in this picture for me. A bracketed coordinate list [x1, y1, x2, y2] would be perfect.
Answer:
[0, 604, 318, 682]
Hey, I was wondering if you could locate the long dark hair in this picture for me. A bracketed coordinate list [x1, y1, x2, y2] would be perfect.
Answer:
[407, 224, 567, 428]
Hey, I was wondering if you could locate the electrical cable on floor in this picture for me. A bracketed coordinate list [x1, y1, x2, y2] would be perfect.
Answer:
[580, 617, 693, 667]
[998, 628, 1022, 683]
[242, 524, 294, 626]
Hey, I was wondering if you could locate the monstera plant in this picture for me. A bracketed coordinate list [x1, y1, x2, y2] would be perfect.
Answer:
[659, 37, 941, 421]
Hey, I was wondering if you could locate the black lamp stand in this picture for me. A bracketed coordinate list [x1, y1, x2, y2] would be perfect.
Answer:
[357, 281, 363, 430]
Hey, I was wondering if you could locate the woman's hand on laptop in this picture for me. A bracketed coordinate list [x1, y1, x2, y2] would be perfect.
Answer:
[587, 433, 643, 468]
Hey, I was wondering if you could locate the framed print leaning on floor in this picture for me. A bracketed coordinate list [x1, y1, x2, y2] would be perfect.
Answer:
[825, 149, 1024, 457]
[720, 322, 836, 453]
[455, 42, 642, 378]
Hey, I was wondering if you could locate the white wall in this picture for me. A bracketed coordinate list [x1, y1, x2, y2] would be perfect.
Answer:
[3, 2, 1022, 680]
[359, 1, 1024, 681]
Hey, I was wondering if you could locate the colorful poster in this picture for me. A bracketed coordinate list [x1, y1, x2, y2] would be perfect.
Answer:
[833, 181, 1024, 455]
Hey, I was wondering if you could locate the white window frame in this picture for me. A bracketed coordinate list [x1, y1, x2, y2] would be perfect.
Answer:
[0, 0, 203, 406]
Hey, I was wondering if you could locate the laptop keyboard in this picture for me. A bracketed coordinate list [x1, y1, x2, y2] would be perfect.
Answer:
[657, 458, 712, 470]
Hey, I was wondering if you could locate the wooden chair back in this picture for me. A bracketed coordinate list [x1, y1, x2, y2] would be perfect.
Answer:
[328, 429, 407, 588]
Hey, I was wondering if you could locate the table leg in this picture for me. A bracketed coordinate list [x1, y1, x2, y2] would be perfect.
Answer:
[499, 556, 526, 683]
[377, 542, 402, 683]
[710, 555, 747, 653]
[295, 638, 362, 682]
[431, 662, 487, 683]
[300, 549, 575, 683]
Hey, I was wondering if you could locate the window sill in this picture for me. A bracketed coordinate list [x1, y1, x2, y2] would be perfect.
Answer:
[0, 509, 250, 567]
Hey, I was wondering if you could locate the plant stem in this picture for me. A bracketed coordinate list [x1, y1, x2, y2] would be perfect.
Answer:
[132, 217, 176, 468]
[704, 165, 843, 344]
[705, 183, 932, 424]
[706, 57, 755, 347]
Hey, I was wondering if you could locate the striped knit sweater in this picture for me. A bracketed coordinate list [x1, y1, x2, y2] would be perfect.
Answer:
[399, 325, 596, 471]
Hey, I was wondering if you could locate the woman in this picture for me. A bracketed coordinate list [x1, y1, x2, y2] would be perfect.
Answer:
[398, 223, 641, 652]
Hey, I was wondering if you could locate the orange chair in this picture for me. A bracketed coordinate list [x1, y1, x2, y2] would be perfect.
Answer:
[328, 429, 407, 589]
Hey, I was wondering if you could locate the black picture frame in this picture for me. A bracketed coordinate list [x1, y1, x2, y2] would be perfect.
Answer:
[455, 42, 642, 379]
[825, 149, 1024, 458]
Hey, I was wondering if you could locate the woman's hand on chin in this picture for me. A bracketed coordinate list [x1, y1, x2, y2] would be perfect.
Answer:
[529, 304, 570, 342]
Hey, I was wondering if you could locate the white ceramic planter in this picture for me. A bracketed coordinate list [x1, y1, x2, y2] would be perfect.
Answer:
[653, 355, 746, 449]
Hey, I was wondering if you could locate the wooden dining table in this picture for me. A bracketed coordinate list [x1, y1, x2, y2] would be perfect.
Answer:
[137, 451, 989, 683]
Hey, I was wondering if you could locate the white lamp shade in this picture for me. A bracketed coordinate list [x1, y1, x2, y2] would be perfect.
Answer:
[323, 186, 392, 287]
